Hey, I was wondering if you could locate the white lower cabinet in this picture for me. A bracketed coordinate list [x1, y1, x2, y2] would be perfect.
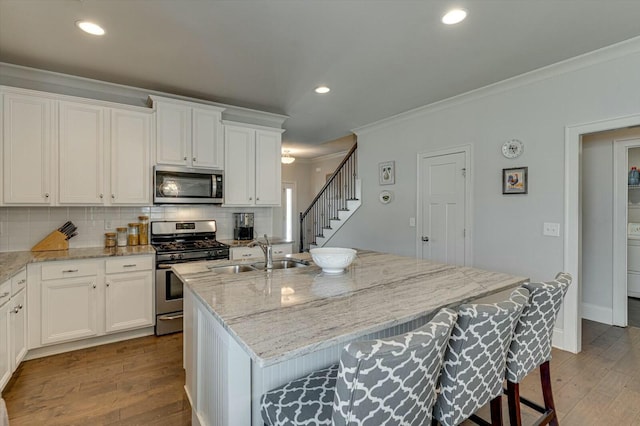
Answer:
[41, 275, 99, 345]
[10, 289, 27, 369]
[0, 269, 28, 392]
[29, 255, 154, 350]
[105, 269, 153, 333]
[0, 285, 11, 390]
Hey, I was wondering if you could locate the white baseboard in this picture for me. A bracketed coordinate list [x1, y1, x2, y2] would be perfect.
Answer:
[24, 327, 155, 360]
[551, 327, 564, 350]
[581, 302, 613, 325]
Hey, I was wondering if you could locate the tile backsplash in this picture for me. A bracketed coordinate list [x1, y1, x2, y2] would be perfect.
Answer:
[0, 206, 273, 252]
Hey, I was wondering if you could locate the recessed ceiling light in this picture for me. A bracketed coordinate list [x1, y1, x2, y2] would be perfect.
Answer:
[315, 86, 330, 94]
[442, 9, 467, 25]
[76, 20, 105, 36]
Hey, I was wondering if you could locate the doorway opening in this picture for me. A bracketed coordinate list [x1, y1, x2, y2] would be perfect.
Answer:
[282, 181, 297, 250]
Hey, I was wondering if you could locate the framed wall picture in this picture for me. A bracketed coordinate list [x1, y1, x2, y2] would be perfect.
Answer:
[379, 161, 395, 185]
[502, 167, 528, 194]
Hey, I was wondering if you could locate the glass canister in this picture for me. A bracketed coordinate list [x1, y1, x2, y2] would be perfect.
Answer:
[104, 232, 116, 249]
[138, 215, 149, 245]
[116, 227, 128, 247]
[128, 223, 140, 246]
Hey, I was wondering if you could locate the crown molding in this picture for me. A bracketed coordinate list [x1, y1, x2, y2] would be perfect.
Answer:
[0, 62, 288, 129]
[353, 36, 640, 137]
[311, 150, 349, 163]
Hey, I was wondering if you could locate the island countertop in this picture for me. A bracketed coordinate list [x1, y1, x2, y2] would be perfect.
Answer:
[173, 250, 527, 367]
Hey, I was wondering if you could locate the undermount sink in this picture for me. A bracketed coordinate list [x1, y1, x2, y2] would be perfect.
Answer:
[252, 259, 310, 270]
[208, 264, 257, 274]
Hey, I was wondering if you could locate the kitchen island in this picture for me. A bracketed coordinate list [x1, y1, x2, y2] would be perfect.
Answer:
[173, 250, 527, 426]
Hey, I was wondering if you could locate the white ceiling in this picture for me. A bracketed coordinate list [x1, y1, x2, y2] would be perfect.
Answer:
[1, 0, 640, 158]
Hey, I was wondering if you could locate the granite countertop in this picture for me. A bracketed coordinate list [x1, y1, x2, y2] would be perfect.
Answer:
[0, 245, 155, 284]
[173, 250, 527, 367]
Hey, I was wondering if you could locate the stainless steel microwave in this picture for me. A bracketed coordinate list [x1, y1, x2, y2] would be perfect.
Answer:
[154, 165, 224, 204]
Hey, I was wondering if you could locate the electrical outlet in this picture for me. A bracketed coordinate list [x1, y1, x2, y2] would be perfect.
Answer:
[104, 220, 113, 230]
[409, 217, 416, 227]
[543, 222, 560, 237]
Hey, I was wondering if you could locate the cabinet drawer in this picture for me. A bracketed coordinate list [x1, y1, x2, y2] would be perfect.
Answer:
[41, 261, 99, 281]
[11, 269, 27, 296]
[230, 247, 262, 260]
[105, 256, 153, 274]
[272, 244, 293, 256]
[0, 279, 10, 307]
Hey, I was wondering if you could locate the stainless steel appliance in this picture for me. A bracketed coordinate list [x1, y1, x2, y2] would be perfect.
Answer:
[152, 220, 229, 335]
[154, 165, 224, 204]
[233, 212, 254, 240]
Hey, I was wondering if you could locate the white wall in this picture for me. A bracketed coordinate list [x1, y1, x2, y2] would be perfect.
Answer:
[331, 39, 640, 290]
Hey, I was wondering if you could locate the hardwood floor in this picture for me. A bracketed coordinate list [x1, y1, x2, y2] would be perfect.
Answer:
[2, 320, 639, 425]
[2, 333, 190, 426]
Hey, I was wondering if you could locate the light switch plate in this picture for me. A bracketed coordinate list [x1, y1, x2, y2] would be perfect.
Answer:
[409, 217, 416, 227]
[543, 222, 560, 237]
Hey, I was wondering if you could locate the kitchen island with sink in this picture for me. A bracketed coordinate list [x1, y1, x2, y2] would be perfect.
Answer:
[173, 250, 527, 426]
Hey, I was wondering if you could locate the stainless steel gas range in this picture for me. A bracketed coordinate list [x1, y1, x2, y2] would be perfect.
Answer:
[151, 220, 230, 335]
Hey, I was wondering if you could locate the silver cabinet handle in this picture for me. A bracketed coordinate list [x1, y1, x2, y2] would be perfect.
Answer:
[111, 194, 115, 199]
[183, 156, 188, 161]
[19, 304, 23, 310]
[193, 157, 196, 161]
[242, 253, 252, 257]
[62, 269, 79, 273]
[0, 292, 9, 299]
[45, 193, 50, 198]
[123, 264, 137, 268]
[421, 236, 429, 242]
[12, 306, 19, 314]
[249, 197, 252, 201]
[158, 314, 184, 321]
[99, 193, 104, 199]
[106, 282, 110, 287]
[92, 283, 96, 289]
[18, 279, 26, 285]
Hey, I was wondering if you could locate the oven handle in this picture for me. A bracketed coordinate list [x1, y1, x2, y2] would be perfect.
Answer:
[158, 314, 184, 321]
[157, 264, 173, 270]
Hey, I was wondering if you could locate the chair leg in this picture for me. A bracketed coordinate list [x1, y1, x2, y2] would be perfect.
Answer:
[490, 395, 503, 426]
[540, 361, 558, 426]
[506, 381, 521, 426]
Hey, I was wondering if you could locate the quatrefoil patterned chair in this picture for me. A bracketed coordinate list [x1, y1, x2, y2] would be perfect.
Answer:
[432, 287, 530, 426]
[260, 308, 458, 425]
[505, 272, 572, 426]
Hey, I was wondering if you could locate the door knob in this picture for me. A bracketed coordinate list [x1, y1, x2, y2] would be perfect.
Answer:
[422, 236, 429, 242]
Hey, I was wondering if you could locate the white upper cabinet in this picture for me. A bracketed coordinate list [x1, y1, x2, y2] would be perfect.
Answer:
[2, 91, 54, 205]
[151, 96, 225, 169]
[110, 108, 151, 204]
[58, 100, 105, 204]
[223, 122, 282, 207]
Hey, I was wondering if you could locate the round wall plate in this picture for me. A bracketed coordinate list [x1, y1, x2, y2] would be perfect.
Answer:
[379, 190, 392, 204]
[502, 139, 524, 158]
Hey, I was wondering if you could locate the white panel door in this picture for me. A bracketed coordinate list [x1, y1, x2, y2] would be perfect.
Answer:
[420, 152, 466, 265]
[41, 277, 99, 345]
[255, 129, 282, 206]
[0, 299, 10, 390]
[156, 101, 190, 166]
[224, 125, 255, 205]
[3, 92, 53, 204]
[58, 101, 105, 204]
[105, 271, 153, 333]
[192, 107, 223, 169]
[10, 289, 27, 370]
[110, 108, 151, 204]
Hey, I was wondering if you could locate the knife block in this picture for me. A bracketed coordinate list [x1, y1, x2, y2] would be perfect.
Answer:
[31, 230, 69, 252]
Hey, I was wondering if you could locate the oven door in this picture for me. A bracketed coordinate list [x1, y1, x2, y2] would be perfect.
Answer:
[156, 265, 184, 335]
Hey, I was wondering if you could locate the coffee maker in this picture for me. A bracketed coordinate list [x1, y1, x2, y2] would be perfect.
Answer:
[233, 213, 254, 240]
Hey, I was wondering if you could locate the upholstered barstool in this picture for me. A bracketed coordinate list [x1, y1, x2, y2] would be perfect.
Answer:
[432, 287, 530, 426]
[260, 308, 457, 425]
[505, 272, 572, 426]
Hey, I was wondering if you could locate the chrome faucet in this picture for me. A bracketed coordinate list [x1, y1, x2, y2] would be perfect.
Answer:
[249, 234, 273, 269]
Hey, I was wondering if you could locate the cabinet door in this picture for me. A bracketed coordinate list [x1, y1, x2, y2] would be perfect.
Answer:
[41, 277, 99, 345]
[224, 125, 255, 205]
[105, 271, 153, 333]
[192, 107, 223, 169]
[255, 129, 282, 206]
[0, 301, 10, 390]
[3, 92, 53, 204]
[110, 108, 151, 204]
[59, 101, 105, 204]
[156, 101, 190, 166]
[10, 289, 27, 370]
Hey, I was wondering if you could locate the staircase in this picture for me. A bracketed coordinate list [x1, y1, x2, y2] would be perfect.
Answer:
[299, 143, 361, 252]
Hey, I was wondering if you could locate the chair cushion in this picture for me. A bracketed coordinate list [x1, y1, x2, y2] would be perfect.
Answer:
[433, 287, 530, 426]
[506, 272, 572, 383]
[332, 308, 457, 425]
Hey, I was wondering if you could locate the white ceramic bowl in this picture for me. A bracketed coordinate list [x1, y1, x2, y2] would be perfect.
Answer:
[310, 247, 357, 274]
